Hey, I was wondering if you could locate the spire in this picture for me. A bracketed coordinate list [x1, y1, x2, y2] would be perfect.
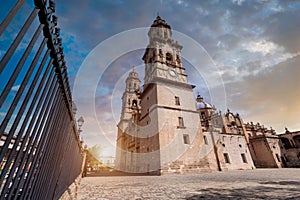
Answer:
[151, 15, 171, 29]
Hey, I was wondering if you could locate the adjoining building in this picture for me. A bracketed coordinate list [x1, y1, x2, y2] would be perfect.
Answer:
[244, 125, 300, 168]
[115, 16, 299, 174]
[196, 95, 255, 172]
[245, 122, 286, 168]
[278, 129, 300, 167]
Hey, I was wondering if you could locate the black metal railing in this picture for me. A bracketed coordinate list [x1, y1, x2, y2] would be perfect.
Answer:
[0, 0, 84, 199]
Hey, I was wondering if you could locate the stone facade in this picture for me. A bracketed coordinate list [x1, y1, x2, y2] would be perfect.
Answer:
[115, 16, 299, 174]
[279, 130, 300, 167]
[244, 123, 300, 169]
[245, 122, 285, 168]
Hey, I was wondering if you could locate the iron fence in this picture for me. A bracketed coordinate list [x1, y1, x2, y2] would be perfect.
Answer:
[0, 0, 84, 199]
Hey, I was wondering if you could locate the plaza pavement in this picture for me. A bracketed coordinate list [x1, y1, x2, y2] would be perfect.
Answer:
[76, 168, 300, 200]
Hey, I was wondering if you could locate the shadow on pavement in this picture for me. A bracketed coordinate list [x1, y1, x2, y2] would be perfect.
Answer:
[85, 170, 158, 177]
[259, 181, 300, 186]
[185, 184, 300, 200]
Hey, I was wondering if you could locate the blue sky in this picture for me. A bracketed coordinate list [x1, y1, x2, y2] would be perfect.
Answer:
[1, 0, 300, 157]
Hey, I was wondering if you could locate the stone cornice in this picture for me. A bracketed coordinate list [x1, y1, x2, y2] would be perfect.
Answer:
[151, 76, 195, 89]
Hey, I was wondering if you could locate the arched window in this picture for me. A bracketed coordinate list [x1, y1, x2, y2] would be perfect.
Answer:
[132, 100, 137, 107]
[166, 52, 172, 61]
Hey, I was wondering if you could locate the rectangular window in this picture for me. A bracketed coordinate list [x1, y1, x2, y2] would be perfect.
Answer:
[275, 153, 281, 162]
[203, 135, 208, 145]
[175, 96, 180, 105]
[224, 153, 230, 163]
[183, 134, 190, 144]
[241, 153, 247, 163]
[178, 117, 184, 128]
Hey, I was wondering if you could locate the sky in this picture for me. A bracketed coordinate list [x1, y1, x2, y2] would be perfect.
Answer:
[1, 0, 300, 157]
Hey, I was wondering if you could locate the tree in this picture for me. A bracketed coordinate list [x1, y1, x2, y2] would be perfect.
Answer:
[88, 145, 102, 160]
[86, 145, 102, 170]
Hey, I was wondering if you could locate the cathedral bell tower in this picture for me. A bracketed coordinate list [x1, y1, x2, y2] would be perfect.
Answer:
[119, 68, 141, 127]
[142, 16, 187, 85]
[115, 68, 141, 172]
[138, 16, 202, 173]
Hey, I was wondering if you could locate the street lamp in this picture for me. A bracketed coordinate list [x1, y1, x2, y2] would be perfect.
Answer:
[77, 116, 84, 133]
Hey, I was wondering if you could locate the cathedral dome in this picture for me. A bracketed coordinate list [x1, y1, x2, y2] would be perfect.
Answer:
[129, 70, 138, 78]
[197, 101, 212, 109]
[196, 94, 212, 109]
[127, 67, 140, 81]
[125, 68, 141, 92]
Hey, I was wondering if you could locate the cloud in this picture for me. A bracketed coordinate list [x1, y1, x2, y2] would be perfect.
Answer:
[243, 40, 278, 56]
[224, 55, 300, 133]
[261, 2, 300, 53]
[232, 0, 246, 6]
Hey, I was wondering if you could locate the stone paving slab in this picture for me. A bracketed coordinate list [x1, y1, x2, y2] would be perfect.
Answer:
[77, 169, 300, 200]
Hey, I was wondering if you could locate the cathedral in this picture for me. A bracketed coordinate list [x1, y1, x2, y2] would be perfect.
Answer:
[115, 16, 300, 174]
